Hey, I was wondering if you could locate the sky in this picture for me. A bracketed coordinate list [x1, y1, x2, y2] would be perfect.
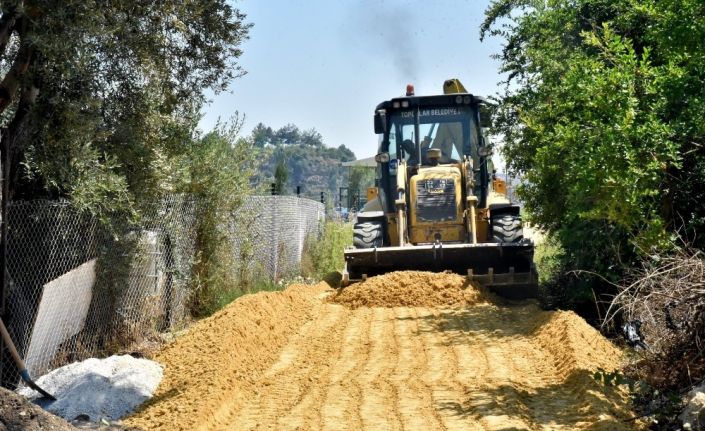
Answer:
[199, 0, 506, 160]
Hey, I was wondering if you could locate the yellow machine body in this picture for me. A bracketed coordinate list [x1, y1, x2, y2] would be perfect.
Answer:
[344, 79, 537, 298]
[408, 166, 465, 243]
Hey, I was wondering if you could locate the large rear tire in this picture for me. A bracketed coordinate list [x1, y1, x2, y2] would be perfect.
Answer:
[353, 221, 383, 249]
[491, 214, 524, 243]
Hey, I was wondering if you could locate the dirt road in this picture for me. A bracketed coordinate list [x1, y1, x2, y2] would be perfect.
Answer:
[126, 272, 638, 431]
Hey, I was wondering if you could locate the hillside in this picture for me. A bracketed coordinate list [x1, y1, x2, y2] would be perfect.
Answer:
[249, 123, 358, 202]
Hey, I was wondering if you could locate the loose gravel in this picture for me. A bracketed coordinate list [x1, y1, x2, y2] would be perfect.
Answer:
[18, 355, 163, 423]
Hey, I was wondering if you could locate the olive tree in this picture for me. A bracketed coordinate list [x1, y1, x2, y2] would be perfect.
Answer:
[0, 1, 251, 217]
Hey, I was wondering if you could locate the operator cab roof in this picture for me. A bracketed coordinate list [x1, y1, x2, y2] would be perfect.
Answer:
[375, 94, 490, 112]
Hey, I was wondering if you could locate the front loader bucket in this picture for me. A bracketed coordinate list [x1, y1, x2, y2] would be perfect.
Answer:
[342, 242, 538, 299]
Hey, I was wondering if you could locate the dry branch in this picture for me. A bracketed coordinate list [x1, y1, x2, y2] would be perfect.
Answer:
[605, 249, 705, 389]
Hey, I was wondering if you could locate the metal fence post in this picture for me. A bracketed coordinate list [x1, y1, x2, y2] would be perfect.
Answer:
[0, 128, 5, 382]
[271, 196, 278, 281]
[0, 129, 5, 319]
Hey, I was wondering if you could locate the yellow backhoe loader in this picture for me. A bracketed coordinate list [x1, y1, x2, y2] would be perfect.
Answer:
[342, 79, 537, 298]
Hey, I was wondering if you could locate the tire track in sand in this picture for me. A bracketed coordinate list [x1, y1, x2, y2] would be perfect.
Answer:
[227, 302, 347, 430]
[224, 302, 637, 431]
[428, 304, 635, 431]
[128, 274, 639, 431]
[454, 306, 539, 430]
[320, 307, 372, 431]
[358, 307, 403, 430]
[416, 307, 487, 430]
[391, 307, 446, 430]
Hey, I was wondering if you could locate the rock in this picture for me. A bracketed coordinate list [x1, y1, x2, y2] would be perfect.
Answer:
[681, 384, 705, 430]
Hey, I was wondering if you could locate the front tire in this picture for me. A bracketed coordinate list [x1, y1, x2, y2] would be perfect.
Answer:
[491, 214, 524, 243]
[353, 221, 383, 249]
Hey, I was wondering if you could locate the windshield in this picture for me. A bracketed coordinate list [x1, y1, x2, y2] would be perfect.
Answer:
[385, 106, 478, 165]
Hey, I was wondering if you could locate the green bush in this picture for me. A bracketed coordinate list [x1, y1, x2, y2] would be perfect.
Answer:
[302, 221, 352, 283]
[482, 0, 705, 309]
[534, 234, 563, 286]
[184, 119, 256, 317]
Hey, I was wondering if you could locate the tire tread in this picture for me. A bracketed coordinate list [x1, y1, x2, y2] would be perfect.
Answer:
[353, 221, 383, 248]
[491, 214, 524, 243]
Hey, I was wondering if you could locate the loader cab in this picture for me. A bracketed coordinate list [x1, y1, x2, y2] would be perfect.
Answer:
[374, 94, 491, 215]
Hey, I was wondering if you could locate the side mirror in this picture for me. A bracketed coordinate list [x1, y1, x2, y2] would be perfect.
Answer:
[479, 104, 493, 128]
[478, 145, 493, 157]
[374, 111, 387, 134]
[374, 152, 390, 163]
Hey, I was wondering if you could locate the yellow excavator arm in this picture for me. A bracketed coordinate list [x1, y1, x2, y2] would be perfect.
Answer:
[442, 78, 468, 94]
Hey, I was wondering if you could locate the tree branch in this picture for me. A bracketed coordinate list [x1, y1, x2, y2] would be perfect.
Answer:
[0, 38, 32, 116]
[0, 8, 21, 58]
[4, 51, 40, 199]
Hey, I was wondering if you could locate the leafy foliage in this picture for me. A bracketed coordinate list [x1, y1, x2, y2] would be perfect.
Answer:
[482, 0, 705, 302]
[274, 158, 288, 195]
[182, 118, 256, 317]
[252, 122, 326, 148]
[0, 1, 251, 221]
[347, 166, 375, 210]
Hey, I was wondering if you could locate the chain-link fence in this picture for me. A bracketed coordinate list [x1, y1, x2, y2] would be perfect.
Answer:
[1, 194, 324, 387]
[1, 195, 197, 386]
[231, 196, 325, 281]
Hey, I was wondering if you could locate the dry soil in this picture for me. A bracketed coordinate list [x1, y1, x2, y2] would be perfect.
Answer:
[0, 386, 75, 431]
[126, 271, 640, 431]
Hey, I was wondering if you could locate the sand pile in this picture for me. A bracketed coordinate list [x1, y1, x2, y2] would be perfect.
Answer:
[119, 274, 637, 430]
[124, 282, 330, 431]
[532, 310, 624, 376]
[332, 271, 489, 308]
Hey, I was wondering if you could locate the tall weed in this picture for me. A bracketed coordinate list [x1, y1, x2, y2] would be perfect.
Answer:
[301, 221, 352, 282]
